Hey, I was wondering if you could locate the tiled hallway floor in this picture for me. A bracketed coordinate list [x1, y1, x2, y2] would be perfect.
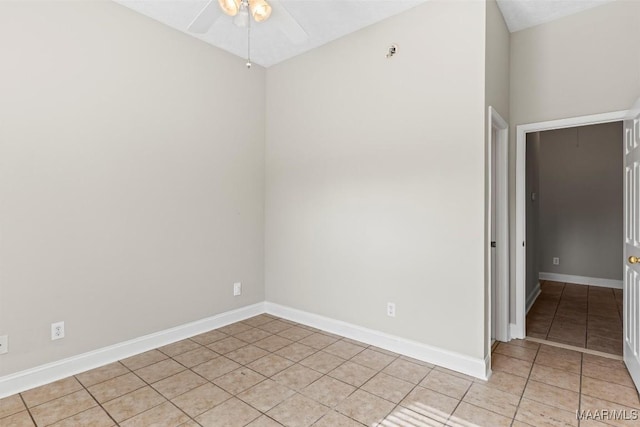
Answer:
[1, 314, 639, 426]
[526, 281, 623, 355]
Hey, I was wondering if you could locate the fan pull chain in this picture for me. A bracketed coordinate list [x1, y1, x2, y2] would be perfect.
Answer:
[246, 6, 252, 69]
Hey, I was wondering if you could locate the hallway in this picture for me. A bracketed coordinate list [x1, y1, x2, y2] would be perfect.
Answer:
[526, 281, 623, 355]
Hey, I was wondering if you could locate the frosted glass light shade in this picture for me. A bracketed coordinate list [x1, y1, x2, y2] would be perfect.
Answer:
[249, 0, 272, 22]
[219, 0, 241, 16]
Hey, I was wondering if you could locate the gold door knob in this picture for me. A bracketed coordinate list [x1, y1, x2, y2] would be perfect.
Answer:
[629, 256, 640, 264]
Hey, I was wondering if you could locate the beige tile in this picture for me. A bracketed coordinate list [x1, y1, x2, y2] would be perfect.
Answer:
[196, 397, 261, 427]
[135, 359, 185, 383]
[432, 367, 475, 382]
[508, 339, 541, 350]
[368, 346, 400, 358]
[158, 339, 201, 357]
[399, 387, 459, 424]
[362, 372, 414, 403]
[190, 329, 227, 346]
[243, 315, 278, 328]
[302, 375, 357, 408]
[491, 353, 532, 378]
[299, 333, 339, 350]
[462, 383, 519, 418]
[581, 376, 640, 408]
[515, 398, 578, 427]
[213, 367, 266, 394]
[30, 389, 97, 426]
[583, 361, 635, 388]
[350, 349, 396, 371]
[248, 354, 295, 377]
[494, 342, 537, 362]
[277, 326, 315, 342]
[477, 370, 527, 395]
[246, 415, 286, 426]
[49, 407, 114, 427]
[314, 410, 364, 427]
[380, 406, 445, 426]
[0, 394, 25, 419]
[382, 358, 431, 384]
[179, 420, 206, 427]
[535, 346, 582, 374]
[217, 322, 253, 336]
[448, 402, 512, 427]
[120, 401, 189, 427]
[323, 341, 365, 360]
[207, 336, 248, 354]
[226, 345, 270, 365]
[258, 320, 295, 334]
[299, 351, 345, 374]
[102, 386, 165, 423]
[254, 335, 294, 352]
[329, 361, 377, 387]
[267, 393, 329, 427]
[420, 370, 472, 400]
[335, 389, 395, 425]
[276, 343, 317, 362]
[0, 411, 35, 427]
[523, 380, 579, 412]
[172, 347, 219, 368]
[171, 383, 231, 418]
[192, 356, 241, 380]
[88, 372, 146, 403]
[76, 362, 129, 388]
[273, 364, 323, 391]
[580, 394, 639, 427]
[120, 350, 168, 371]
[234, 328, 273, 343]
[22, 376, 83, 407]
[529, 363, 580, 392]
[152, 370, 207, 399]
[237, 379, 296, 412]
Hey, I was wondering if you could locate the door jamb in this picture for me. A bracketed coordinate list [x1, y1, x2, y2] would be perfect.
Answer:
[487, 107, 509, 355]
[513, 110, 628, 339]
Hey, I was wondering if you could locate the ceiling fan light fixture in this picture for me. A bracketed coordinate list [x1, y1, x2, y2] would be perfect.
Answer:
[249, 0, 272, 22]
[233, 5, 249, 27]
[218, 0, 240, 16]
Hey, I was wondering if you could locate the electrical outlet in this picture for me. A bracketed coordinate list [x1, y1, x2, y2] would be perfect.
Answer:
[0, 335, 7, 355]
[553, 257, 560, 265]
[233, 282, 242, 296]
[387, 302, 396, 317]
[51, 321, 65, 340]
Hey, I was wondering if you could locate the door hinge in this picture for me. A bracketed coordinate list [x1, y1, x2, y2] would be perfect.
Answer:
[491, 241, 496, 248]
[523, 241, 525, 247]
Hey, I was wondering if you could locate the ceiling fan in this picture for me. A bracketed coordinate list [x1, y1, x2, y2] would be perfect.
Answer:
[188, 0, 309, 44]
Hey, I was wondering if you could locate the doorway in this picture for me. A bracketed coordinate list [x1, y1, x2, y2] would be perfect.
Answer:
[514, 110, 629, 345]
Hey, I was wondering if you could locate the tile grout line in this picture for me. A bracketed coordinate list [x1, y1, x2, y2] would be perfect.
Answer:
[509, 340, 542, 426]
[18, 392, 38, 427]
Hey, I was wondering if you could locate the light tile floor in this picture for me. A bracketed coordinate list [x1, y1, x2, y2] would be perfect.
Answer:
[527, 281, 623, 355]
[1, 314, 639, 426]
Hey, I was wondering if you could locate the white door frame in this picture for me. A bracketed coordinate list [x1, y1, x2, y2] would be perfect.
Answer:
[487, 107, 509, 352]
[513, 110, 629, 339]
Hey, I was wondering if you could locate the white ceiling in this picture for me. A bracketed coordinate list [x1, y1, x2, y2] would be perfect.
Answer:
[114, 0, 617, 68]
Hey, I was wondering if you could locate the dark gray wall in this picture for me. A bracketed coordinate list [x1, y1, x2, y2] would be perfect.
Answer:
[538, 122, 623, 280]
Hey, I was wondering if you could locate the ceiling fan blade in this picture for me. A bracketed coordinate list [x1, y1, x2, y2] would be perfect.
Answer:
[270, 0, 308, 44]
[189, 0, 222, 34]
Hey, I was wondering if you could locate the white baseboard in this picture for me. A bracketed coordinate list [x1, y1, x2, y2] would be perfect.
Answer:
[539, 272, 623, 289]
[0, 302, 265, 399]
[265, 302, 489, 380]
[526, 282, 541, 314]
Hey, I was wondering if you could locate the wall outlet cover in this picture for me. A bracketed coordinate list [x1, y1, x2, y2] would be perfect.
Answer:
[553, 257, 560, 265]
[233, 282, 242, 296]
[387, 302, 396, 317]
[51, 321, 65, 340]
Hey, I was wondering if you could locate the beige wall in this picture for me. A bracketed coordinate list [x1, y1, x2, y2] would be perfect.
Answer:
[538, 122, 623, 280]
[266, 1, 487, 359]
[485, 0, 510, 354]
[0, 0, 265, 376]
[509, 0, 640, 320]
